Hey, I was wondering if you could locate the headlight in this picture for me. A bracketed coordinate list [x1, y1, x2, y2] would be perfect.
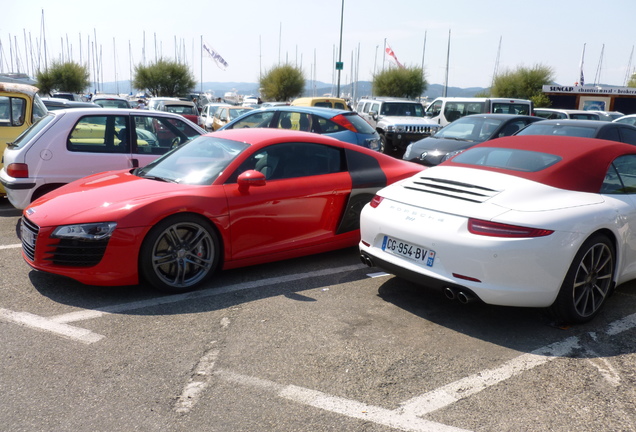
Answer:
[441, 150, 465, 163]
[403, 144, 412, 159]
[386, 125, 395, 132]
[52, 222, 118, 241]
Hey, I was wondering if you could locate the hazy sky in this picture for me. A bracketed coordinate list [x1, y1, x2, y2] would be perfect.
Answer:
[2, 0, 636, 91]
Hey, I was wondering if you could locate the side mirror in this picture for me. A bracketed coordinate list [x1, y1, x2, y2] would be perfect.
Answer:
[237, 170, 266, 192]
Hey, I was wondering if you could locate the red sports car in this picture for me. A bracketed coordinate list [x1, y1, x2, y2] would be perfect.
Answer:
[19, 129, 423, 292]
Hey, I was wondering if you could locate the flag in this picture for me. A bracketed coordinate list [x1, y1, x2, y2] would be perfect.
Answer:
[385, 43, 404, 69]
[203, 42, 229, 70]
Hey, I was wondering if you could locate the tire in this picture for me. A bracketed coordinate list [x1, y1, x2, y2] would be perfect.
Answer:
[139, 214, 220, 293]
[549, 234, 615, 324]
[380, 133, 390, 155]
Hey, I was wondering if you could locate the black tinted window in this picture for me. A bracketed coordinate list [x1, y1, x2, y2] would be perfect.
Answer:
[452, 147, 561, 172]
[619, 127, 636, 145]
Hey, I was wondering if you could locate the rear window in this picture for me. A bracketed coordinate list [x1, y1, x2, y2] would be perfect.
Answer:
[491, 102, 531, 115]
[516, 123, 598, 138]
[451, 147, 561, 172]
[10, 113, 56, 149]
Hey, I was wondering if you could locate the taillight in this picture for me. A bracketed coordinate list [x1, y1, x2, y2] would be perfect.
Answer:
[468, 218, 553, 238]
[331, 114, 357, 132]
[7, 163, 28, 178]
[369, 195, 384, 208]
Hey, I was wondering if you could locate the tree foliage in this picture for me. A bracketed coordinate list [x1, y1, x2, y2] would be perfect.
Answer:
[628, 73, 636, 88]
[36, 61, 90, 95]
[133, 59, 196, 97]
[373, 67, 427, 99]
[259, 64, 305, 102]
[491, 64, 554, 107]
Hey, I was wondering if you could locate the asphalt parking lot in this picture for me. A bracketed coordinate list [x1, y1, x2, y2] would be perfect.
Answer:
[2, 198, 636, 432]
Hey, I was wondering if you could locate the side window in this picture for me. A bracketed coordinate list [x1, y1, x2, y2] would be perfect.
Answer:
[228, 111, 275, 129]
[497, 120, 526, 138]
[248, 142, 344, 180]
[67, 115, 129, 153]
[315, 116, 345, 134]
[0, 97, 10, 126]
[602, 155, 636, 194]
[426, 100, 442, 117]
[619, 127, 636, 145]
[370, 102, 380, 114]
[277, 112, 295, 130]
[599, 127, 621, 142]
[444, 102, 462, 122]
[11, 98, 26, 126]
[0, 96, 26, 126]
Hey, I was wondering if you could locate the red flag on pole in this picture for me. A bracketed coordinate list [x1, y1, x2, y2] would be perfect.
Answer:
[385, 43, 404, 68]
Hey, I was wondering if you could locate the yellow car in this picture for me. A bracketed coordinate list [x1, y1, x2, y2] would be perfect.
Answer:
[0, 83, 48, 193]
[211, 106, 253, 131]
[290, 97, 350, 110]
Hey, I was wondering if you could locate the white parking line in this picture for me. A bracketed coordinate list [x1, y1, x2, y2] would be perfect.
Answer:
[215, 369, 470, 432]
[50, 264, 366, 324]
[207, 312, 636, 431]
[1, 264, 367, 344]
[0, 243, 21, 250]
[0, 308, 104, 344]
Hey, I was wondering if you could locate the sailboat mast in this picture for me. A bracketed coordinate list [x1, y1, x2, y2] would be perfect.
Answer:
[443, 30, 451, 97]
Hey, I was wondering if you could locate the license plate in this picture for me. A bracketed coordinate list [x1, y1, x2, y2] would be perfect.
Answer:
[20, 222, 35, 248]
[382, 236, 435, 267]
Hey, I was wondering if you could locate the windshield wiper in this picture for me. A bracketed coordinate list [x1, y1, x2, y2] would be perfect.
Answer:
[142, 175, 178, 183]
[6, 141, 17, 149]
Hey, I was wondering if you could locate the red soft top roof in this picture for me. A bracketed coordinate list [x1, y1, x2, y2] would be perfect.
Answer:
[443, 135, 636, 193]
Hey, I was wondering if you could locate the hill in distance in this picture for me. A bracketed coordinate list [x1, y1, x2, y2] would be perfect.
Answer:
[98, 80, 487, 100]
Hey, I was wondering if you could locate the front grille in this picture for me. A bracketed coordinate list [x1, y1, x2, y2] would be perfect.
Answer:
[403, 175, 501, 203]
[396, 125, 441, 134]
[44, 238, 109, 267]
[20, 216, 38, 261]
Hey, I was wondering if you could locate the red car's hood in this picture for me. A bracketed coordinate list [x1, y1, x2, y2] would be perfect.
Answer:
[25, 170, 217, 228]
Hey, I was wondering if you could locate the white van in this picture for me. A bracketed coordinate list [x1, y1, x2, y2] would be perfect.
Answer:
[424, 97, 534, 126]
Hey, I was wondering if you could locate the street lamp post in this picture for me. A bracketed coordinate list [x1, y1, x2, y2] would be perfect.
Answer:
[336, 0, 344, 98]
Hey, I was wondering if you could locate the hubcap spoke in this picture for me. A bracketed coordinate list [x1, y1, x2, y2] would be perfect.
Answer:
[572, 243, 613, 317]
[152, 222, 215, 288]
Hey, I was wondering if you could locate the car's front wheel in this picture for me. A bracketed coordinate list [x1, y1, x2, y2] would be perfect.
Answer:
[549, 234, 615, 324]
[139, 214, 220, 293]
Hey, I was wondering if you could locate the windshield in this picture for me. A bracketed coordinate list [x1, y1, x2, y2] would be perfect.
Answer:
[516, 123, 597, 138]
[435, 117, 504, 141]
[33, 94, 48, 119]
[136, 135, 249, 185]
[380, 102, 425, 117]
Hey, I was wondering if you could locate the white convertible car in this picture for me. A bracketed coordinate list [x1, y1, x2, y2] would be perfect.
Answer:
[359, 135, 636, 324]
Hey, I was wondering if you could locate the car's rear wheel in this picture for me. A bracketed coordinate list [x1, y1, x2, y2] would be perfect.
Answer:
[549, 234, 615, 324]
[139, 214, 220, 293]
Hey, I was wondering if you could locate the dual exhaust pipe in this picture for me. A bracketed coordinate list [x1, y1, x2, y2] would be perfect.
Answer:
[360, 253, 374, 267]
[360, 253, 476, 305]
[444, 287, 476, 304]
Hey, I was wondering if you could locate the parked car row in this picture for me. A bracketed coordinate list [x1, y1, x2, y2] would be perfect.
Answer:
[10, 81, 636, 325]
